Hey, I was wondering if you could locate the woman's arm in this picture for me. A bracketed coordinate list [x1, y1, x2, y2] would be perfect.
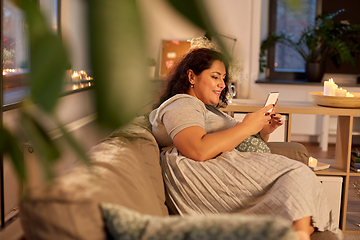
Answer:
[173, 104, 273, 161]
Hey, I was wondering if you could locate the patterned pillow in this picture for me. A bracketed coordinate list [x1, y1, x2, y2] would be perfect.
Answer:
[236, 133, 271, 153]
[101, 203, 296, 240]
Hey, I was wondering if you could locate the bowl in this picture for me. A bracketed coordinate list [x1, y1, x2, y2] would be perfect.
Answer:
[310, 92, 360, 108]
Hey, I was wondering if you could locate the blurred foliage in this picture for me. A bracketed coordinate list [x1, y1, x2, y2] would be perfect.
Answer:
[2, 0, 312, 185]
[2, 0, 224, 186]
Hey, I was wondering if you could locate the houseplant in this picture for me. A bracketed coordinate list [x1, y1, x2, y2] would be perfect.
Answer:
[260, 9, 360, 82]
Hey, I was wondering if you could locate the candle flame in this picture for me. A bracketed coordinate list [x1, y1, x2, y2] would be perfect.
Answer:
[329, 78, 333, 82]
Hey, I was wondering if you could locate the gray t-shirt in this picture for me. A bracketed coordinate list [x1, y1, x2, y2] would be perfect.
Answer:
[149, 94, 237, 148]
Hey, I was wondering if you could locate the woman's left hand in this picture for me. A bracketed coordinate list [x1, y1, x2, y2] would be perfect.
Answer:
[259, 113, 284, 142]
[261, 113, 283, 134]
[259, 100, 283, 142]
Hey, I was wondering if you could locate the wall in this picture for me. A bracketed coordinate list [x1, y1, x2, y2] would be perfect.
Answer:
[61, 0, 91, 73]
[138, 0, 262, 99]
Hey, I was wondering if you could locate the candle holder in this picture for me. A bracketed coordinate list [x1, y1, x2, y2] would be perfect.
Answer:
[310, 92, 360, 108]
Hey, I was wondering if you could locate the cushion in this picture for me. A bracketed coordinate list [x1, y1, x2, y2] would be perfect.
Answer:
[267, 142, 309, 165]
[236, 133, 271, 153]
[21, 120, 166, 240]
[101, 202, 296, 240]
[110, 116, 168, 216]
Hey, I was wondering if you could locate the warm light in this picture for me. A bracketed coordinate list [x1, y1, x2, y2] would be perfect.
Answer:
[308, 156, 318, 167]
[346, 92, 354, 97]
[324, 78, 338, 96]
[71, 71, 81, 82]
[72, 85, 78, 90]
[71, 71, 79, 77]
[335, 87, 347, 97]
[2, 68, 22, 75]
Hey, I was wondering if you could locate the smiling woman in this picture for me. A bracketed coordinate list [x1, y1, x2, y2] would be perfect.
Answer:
[187, 60, 226, 106]
[149, 47, 342, 240]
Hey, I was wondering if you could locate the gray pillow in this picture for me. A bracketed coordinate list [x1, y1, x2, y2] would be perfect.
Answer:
[101, 202, 296, 240]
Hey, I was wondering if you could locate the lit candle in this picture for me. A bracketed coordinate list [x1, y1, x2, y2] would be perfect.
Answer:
[79, 70, 87, 79]
[308, 156, 318, 167]
[324, 78, 337, 96]
[71, 71, 81, 82]
[335, 87, 347, 97]
[346, 92, 354, 97]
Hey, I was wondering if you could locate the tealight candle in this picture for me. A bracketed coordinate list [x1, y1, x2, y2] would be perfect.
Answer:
[308, 156, 318, 167]
[71, 71, 81, 82]
[346, 92, 354, 97]
[335, 87, 347, 97]
[324, 78, 337, 96]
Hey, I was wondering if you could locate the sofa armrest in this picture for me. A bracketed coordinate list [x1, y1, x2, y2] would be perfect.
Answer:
[267, 142, 309, 165]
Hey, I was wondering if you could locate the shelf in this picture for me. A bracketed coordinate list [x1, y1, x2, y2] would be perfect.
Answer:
[313, 159, 346, 176]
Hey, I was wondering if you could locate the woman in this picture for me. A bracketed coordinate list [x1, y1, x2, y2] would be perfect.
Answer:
[149, 48, 342, 240]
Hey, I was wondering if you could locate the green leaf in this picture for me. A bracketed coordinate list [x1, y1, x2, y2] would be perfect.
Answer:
[87, 0, 152, 129]
[21, 110, 61, 180]
[167, 0, 229, 58]
[167, 0, 208, 30]
[29, 34, 69, 112]
[0, 127, 26, 182]
[13, 0, 69, 113]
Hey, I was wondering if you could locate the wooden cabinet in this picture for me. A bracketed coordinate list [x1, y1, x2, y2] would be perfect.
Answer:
[223, 99, 360, 234]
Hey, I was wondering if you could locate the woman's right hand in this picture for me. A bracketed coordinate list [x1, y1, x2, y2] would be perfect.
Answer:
[240, 104, 273, 135]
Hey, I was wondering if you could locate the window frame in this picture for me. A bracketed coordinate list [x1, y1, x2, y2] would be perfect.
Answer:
[266, 0, 323, 80]
[2, 0, 62, 109]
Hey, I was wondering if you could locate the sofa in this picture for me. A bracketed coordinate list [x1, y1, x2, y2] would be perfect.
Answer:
[19, 116, 338, 240]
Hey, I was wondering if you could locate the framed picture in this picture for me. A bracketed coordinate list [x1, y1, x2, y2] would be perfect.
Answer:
[159, 40, 191, 76]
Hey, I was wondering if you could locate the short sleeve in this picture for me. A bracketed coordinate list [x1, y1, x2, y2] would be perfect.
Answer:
[149, 95, 207, 147]
[162, 96, 206, 139]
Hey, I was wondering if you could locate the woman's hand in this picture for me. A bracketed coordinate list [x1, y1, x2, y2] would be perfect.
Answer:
[259, 100, 283, 142]
[240, 104, 273, 135]
[260, 113, 284, 142]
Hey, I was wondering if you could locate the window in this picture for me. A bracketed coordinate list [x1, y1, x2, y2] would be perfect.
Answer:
[2, 0, 29, 105]
[266, 0, 360, 80]
[2, 0, 60, 106]
[266, 0, 320, 80]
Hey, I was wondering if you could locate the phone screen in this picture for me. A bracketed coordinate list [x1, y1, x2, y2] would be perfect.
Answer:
[264, 92, 279, 112]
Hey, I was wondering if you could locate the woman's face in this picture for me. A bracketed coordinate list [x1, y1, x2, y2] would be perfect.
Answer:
[187, 60, 226, 105]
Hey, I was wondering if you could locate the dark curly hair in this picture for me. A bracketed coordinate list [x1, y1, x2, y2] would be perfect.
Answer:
[155, 48, 230, 108]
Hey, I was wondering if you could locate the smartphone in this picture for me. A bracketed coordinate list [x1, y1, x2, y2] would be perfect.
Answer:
[264, 92, 279, 112]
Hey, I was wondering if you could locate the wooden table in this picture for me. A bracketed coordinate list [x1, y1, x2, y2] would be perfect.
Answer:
[222, 99, 360, 233]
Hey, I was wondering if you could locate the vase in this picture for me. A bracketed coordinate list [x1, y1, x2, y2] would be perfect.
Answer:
[305, 62, 325, 82]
